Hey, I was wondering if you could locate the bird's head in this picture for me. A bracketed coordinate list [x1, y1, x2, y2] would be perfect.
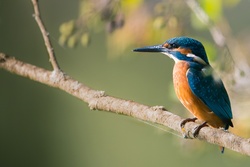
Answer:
[133, 36, 209, 65]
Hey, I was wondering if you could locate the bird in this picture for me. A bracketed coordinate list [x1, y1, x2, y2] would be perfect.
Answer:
[133, 36, 233, 153]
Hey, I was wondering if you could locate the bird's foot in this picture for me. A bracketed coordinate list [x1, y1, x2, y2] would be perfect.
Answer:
[192, 121, 208, 138]
[180, 117, 198, 128]
[180, 117, 197, 138]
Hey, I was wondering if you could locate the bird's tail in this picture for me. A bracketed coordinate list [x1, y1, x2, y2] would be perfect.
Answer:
[220, 146, 225, 153]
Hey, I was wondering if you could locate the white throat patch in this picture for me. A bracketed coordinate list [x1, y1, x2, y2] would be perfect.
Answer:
[186, 53, 207, 65]
[162, 52, 179, 62]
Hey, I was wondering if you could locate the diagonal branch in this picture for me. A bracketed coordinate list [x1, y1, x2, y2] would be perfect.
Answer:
[1, 0, 249, 157]
[186, 0, 225, 47]
[0, 53, 250, 156]
[31, 0, 61, 71]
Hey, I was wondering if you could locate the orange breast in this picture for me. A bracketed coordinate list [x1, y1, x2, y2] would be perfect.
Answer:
[173, 61, 225, 128]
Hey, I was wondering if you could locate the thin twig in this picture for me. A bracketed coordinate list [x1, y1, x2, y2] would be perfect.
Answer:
[1, 53, 250, 156]
[186, 0, 225, 47]
[31, 0, 61, 71]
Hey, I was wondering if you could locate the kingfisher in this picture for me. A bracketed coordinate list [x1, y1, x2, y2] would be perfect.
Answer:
[133, 36, 233, 152]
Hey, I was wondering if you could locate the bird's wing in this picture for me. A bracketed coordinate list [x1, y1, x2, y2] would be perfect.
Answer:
[187, 66, 233, 123]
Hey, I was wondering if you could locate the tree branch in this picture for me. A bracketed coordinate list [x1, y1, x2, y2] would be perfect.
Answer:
[1, 0, 249, 157]
[186, 0, 226, 47]
[31, 0, 61, 71]
[1, 53, 250, 156]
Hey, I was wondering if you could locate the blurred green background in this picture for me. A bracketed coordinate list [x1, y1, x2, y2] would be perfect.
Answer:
[1, 0, 250, 167]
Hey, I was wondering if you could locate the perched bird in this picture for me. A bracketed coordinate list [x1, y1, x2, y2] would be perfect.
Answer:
[133, 37, 233, 152]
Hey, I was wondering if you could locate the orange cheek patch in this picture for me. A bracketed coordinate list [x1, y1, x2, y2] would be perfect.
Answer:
[174, 47, 192, 55]
[162, 43, 169, 48]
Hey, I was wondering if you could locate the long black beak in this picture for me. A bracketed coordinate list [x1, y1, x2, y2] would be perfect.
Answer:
[133, 44, 169, 53]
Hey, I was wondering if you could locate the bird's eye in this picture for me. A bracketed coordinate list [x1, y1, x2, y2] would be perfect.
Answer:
[169, 43, 178, 49]
[162, 42, 179, 49]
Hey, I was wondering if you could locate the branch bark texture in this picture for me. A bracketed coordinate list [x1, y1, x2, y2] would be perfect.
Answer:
[1, 53, 250, 156]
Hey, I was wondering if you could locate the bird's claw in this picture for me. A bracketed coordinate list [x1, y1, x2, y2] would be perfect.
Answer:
[180, 117, 197, 128]
[180, 117, 197, 138]
[192, 121, 208, 138]
[180, 118, 208, 138]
